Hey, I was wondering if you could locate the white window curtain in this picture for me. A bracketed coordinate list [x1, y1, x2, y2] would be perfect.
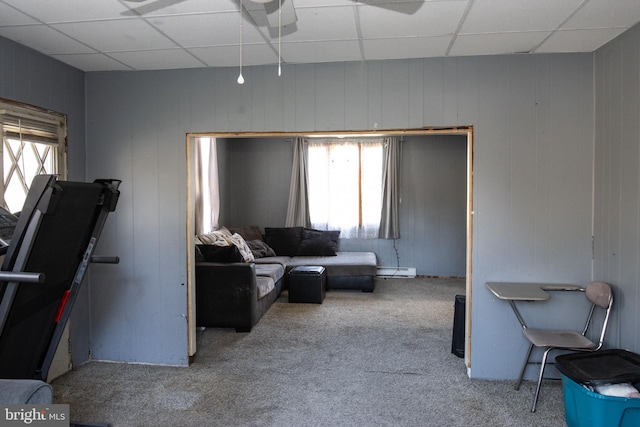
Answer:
[307, 138, 383, 239]
[195, 137, 219, 235]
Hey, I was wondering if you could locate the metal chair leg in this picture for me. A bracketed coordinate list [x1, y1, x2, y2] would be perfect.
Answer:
[515, 343, 534, 390]
[531, 347, 553, 412]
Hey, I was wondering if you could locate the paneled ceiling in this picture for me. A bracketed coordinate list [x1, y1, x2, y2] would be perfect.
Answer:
[0, 0, 639, 72]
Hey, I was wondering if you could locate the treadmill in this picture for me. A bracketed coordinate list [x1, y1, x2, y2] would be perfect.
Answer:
[0, 175, 120, 381]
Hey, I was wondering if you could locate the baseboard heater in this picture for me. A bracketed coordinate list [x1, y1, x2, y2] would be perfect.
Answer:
[376, 267, 416, 278]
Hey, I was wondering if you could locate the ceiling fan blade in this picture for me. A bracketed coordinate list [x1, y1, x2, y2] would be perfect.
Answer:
[121, 0, 189, 16]
[264, 0, 296, 27]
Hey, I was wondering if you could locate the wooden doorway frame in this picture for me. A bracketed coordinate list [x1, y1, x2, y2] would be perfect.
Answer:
[186, 127, 473, 368]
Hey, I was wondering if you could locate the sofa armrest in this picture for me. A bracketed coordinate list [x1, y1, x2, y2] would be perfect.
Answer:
[195, 262, 257, 332]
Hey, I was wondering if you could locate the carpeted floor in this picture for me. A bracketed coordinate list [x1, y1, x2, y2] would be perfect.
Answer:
[52, 278, 567, 426]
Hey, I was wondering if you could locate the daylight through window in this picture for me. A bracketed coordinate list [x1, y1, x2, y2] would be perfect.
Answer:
[0, 100, 67, 213]
[307, 139, 383, 239]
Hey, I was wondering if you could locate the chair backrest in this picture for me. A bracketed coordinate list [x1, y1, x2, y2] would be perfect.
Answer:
[583, 281, 613, 349]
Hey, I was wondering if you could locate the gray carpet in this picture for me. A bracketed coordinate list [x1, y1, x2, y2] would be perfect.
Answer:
[52, 278, 567, 426]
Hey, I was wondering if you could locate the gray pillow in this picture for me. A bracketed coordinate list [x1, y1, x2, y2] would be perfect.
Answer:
[247, 240, 276, 258]
[228, 225, 263, 242]
[264, 227, 303, 256]
[297, 228, 340, 256]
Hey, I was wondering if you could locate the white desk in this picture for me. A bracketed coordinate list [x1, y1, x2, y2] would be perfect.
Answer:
[485, 282, 584, 329]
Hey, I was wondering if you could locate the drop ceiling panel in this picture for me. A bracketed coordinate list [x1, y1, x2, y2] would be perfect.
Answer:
[294, 0, 355, 7]
[460, 0, 584, 34]
[282, 39, 362, 63]
[281, 7, 358, 42]
[51, 53, 133, 72]
[363, 35, 452, 60]
[561, 0, 640, 29]
[1, 0, 129, 23]
[0, 3, 38, 26]
[537, 28, 628, 53]
[359, 1, 468, 38]
[125, 0, 239, 17]
[51, 19, 177, 52]
[190, 43, 278, 67]
[108, 48, 206, 70]
[147, 12, 267, 47]
[449, 32, 550, 56]
[0, 25, 95, 54]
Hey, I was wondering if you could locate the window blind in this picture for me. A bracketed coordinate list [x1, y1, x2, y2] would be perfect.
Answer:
[0, 105, 65, 145]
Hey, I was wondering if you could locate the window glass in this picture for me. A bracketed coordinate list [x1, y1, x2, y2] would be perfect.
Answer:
[0, 100, 66, 213]
[308, 139, 383, 239]
[3, 138, 57, 213]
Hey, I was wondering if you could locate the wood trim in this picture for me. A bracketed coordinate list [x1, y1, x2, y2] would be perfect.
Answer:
[188, 126, 473, 139]
[465, 129, 473, 370]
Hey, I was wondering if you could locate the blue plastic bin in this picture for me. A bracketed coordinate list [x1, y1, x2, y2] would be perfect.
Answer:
[562, 375, 640, 427]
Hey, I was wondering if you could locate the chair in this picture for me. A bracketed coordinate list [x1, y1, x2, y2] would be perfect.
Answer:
[514, 281, 613, 412]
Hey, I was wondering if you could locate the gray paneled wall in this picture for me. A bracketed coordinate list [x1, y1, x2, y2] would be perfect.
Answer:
[594, 24, 640, 354]
[0, 37, 90, 366]
[218, 135, 466, 277]
[80, 53, 595, 379]
[217, 137, 293, 228]
[0, 30, 609, 379]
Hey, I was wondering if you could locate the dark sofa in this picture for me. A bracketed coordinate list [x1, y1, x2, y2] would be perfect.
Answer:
[195, 226, 377, 332]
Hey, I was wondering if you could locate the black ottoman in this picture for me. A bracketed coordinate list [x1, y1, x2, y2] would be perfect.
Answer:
[288, 266, 326, 303]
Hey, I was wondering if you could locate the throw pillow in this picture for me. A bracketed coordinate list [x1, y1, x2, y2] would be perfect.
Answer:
[246, 240, 277, 258]
[297, 228, 340, 256]
[264, 227, 303, 256]
[197, 244, 244, 263]
[196, 227, 233, 245]
[228, 225, 263, 242]
[226, 233, 255, 263]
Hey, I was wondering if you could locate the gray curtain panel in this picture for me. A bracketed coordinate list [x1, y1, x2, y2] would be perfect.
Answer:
[285, 137, 312, 227]
[379, 136, 401, 239]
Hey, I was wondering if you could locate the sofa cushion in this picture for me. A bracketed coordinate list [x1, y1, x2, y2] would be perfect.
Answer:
[228, 225, 263, 242]
[197, 244, 244, 263]
[264, 227, 303, 256]
[253, 256, 291, 268]
[255, 263, 285, 283]
[247, 239, 276, 258]
[286, 252, 377, 277]
[256, 276, 275, 300]
[195, 245, 205, 262]
[297, 228, 340, 256]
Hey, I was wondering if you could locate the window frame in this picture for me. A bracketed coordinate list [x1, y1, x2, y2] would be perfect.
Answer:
[0, 98, 67, 212]
[306, 138, 384, 239]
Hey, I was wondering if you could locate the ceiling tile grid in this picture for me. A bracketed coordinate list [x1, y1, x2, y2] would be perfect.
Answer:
[0, 0, 638, 72]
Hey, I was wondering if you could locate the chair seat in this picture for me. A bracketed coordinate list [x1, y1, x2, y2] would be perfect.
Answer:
[523, 328, 597, 349]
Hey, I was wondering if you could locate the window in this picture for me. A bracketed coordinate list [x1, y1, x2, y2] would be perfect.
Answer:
[194, 137, 219, 235]
[0, 100, 67, 213]
[307, 139, 383, 238]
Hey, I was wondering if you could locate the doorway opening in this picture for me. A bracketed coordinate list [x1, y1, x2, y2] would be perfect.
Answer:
[186, 127, 473, 368]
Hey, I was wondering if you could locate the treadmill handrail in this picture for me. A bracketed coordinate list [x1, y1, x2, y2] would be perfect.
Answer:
[0, 271, 45, 283]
